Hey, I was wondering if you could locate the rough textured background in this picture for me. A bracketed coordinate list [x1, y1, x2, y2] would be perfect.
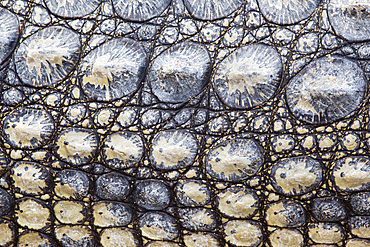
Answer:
[0, 0, 369, 246]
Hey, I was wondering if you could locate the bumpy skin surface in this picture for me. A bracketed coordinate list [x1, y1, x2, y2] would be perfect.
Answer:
[0, 0, 369, 246]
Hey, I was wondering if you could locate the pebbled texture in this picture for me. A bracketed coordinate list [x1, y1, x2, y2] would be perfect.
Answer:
[0, 0, 369, 246]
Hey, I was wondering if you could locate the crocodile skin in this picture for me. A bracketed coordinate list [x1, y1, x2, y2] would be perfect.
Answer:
[0, 0, 369, 246]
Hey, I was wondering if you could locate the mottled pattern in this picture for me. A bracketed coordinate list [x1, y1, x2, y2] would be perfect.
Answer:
[0, 0, 369, 246]
[213, 43, 282, 109]
[14, 26, 81, 87]
[148, 42, 211, 104]
[113, 0, 172, 22]
[286, 55, 366, 124]
[0, 8, 19, 65]
[45, 0, 100, 18]
[206, 138, 263, 181]
[183, 0, 243, 20]
[257, 0, 320, 25]
[79, 37, 147, 101]
[2, 107, 55, 149]
[150, 129, 198, 170]
[328, 0, 370, 42]
[270, 156, 323, 196]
